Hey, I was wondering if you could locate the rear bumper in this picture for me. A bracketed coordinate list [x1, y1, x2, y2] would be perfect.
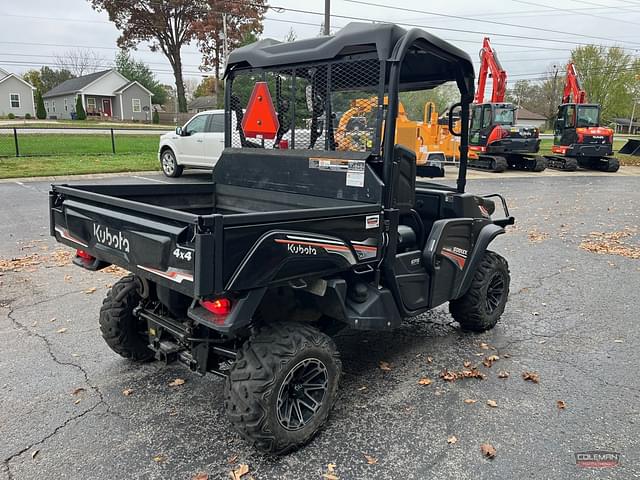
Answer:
[568, 143, 613, 157]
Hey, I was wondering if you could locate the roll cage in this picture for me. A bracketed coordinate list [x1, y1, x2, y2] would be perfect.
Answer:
[223, 22, 475, 197]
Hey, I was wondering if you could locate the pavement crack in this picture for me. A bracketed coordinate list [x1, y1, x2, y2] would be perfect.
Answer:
[2, 304, 117, 477]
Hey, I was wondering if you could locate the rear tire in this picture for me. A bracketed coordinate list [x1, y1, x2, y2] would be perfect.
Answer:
[99, 275, 154, 361]
[160, 148, 183, 178]
[224, 322, 341, 455]
[449, 251, 510, 332]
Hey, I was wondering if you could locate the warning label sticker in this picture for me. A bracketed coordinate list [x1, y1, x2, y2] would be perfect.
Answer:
[346, 160, 365, 187]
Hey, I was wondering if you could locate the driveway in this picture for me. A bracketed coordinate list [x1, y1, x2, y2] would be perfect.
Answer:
[1, 172, 638, 479]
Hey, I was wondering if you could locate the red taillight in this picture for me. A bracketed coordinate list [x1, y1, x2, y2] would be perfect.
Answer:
[201, 298, 232, 324]
[76, 249, 94, 260]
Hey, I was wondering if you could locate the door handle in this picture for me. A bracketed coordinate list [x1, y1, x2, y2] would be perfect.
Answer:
[196, 139, 204, 143]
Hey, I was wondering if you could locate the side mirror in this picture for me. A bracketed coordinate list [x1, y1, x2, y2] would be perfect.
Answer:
[448, 102, 462, 136]
[175, 126, 183, 136]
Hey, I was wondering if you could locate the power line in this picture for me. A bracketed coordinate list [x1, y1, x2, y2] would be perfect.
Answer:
[343, 0, 640, 42]
[511, 0, 640, 26]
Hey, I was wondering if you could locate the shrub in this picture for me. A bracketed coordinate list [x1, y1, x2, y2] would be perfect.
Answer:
[75, 95, 86, 120]
[36, 91, 46, 119]
[7, 113, 15, 119]
[152, 109, 160, 124]
[25, 113, 32, 119]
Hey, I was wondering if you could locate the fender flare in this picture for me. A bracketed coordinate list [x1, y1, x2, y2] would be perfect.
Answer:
[453, 223, 504, 299]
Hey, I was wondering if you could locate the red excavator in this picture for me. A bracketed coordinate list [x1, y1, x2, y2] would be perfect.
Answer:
[468, 37, 545, 172]
[544, 63, 619, 172]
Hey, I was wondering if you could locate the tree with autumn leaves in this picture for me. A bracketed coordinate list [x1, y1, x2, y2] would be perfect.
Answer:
[90, 0, 266, 112]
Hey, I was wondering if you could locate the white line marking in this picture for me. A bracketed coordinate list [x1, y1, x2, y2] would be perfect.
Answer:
[133, 175, 169, 184]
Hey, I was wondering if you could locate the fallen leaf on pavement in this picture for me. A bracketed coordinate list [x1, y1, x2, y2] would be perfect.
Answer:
[479, 342, 490, 350]
[378, 361, 392, 372]
[426, 356, 433, 363]
[84, 287, 97, 294]
[49, 317, 56, 322]
[447, 435, 458, 444]
[522, 371, 540, 383]
[31, 450, 39, 459]
[56, 327, 67, 334]
[71, 387, 85, 396]
[322, 463, 339, 480]
[122, 388, 134, 396]
[227, 455, 238, 464]
[464, 399, 477, 404]
[363, 454, 378, 464]
[417, 377, 432, 386]
[169, 378, 186, 387]
[487, 399, 498, 408]
[74, 399, 81, 405]
[481, 443, 497, 459]
[192, 473, 209, 480]
[557, 400, 566, 410]
[498, 370, 510, 379]
[463, 361, 472, 368]
[153, 454, 166, 463]
[230, 464, 250, 480]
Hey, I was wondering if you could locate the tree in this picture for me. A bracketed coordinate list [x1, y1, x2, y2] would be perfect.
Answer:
[75, 95, 86, 120]
[23, 70, 43, 92]
[115, 50, 167, 104]
[90, 0, 208, 113]
[571, 45, 639, 122]
[152, 108, 160, 124]
[193, 76, 218, 98]
[55, 48, 107, 76]
[36, 90, 47, 119]
[193, 0, 268, 80]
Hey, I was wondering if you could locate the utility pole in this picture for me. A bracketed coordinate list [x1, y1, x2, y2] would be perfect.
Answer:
[324, 0, 330, 35]
[630, 100, 636, 135]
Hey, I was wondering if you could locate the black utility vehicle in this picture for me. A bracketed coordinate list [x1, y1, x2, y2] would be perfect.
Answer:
[49, 23, 514, 454]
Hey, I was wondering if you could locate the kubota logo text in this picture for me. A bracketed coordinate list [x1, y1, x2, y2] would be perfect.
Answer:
[93, 224, 130, 253]
[287, 243, 317, 255]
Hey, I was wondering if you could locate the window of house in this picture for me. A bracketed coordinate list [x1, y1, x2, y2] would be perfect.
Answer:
[10, 94, 20, 108]
[45, 101, 49, 113]
[87, 98, 96, 112]
[52, 100, 56, 113]
[64, 99, 68, 111]
[132, 98, 141, 113]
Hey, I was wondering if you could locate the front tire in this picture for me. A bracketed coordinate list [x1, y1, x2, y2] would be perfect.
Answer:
[224, 322, 341, 455]
[160, 148, 183, 178]
[449, 251, 510, 332]
[99, 275, 154, 361]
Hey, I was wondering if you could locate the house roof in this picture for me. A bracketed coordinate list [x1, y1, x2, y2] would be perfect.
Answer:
[114, 80, 153, 95]
[612, 117, 638, 126]
[0, 73, 36, 90]
[188, 95, 218, 110]
[516, 107, 546, 120]
[43, 69, 113, 98]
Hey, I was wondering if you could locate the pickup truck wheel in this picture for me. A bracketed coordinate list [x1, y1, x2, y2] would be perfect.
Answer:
[449, 251, 510, 332]
[160, 149, 183, 178]
[224, 322, 341, 455]
[99, 275, 154, 362]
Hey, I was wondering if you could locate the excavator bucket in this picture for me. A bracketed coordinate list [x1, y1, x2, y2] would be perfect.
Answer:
[619, 139, 640, 156]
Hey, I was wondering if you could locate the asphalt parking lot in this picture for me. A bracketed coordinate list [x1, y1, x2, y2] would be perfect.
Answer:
[1, 169, 639, 479]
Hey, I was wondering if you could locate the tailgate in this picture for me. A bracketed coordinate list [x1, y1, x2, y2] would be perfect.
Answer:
[50, 187, 218, 297]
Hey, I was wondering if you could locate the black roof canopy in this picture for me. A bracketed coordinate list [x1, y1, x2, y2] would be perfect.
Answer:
[225, 22, 474, 96]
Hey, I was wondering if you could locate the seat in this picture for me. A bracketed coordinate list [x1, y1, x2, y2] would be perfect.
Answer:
[397, 225, 417, 250]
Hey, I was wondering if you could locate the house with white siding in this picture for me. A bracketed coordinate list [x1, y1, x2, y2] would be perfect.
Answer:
[42, 69, 153, 121]
[0, 67, 36, 117]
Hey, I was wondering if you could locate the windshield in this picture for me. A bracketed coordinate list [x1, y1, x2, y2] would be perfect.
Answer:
[493, 106, 514, 126]
[577, 105, 599, 127]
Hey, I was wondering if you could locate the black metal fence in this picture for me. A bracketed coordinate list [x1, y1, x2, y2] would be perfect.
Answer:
[0, 127, 173, 158]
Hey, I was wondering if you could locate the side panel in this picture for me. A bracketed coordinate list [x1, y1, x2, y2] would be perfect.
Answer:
[224, 212, 382, 291]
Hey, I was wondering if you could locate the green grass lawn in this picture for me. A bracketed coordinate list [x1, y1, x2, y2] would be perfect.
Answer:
[0, 153, 159, 179]
[0, 133, 160, 157]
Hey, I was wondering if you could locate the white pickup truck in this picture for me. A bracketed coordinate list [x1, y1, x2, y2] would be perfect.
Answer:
[158, 109, 225, 177]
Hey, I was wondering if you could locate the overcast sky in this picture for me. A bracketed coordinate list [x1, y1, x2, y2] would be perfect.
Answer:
[2, 0, 640, 90]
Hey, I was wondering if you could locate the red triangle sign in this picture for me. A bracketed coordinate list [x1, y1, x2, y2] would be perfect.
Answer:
[241, 82, 280, 139]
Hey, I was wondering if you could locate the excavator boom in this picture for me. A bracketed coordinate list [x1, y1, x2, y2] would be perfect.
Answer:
[562, 62, 587, 104]
[474, 37, 507, 104]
